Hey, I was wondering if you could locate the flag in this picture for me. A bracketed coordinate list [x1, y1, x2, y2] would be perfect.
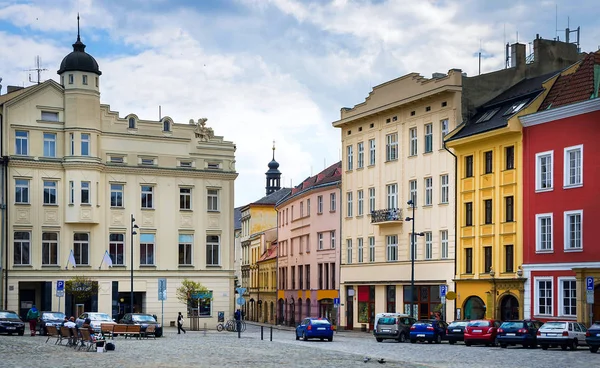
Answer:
[103, 251, 113, 267]
[68, 250, 77, 268]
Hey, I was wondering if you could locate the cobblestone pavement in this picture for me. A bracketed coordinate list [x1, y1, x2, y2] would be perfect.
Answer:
[1, 324, 599, 368]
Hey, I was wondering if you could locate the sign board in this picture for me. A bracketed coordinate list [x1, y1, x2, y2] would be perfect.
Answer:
[236, 287, 247, 295]
[236, 296, 246, 305]
[333, 298, 340, 307]
[587, 290, 595, 304]
[192, 291, 213, 299]
[56, 290, 65, 297]
[441, 296, 446, 304]
[446, 291, 457, 301]
[57, 280, 65, 291]
[158, 278, 167, 301]
[456, 308, 461, 320]
[587, 277, 594, 291]
[439, 285, 448, 297]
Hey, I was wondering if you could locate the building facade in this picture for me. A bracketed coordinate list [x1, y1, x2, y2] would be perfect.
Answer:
[520, 51, 600, 325]
[0, 30, 237, 326]
[256, 233, 277, 324]
[276, 162, 341, 327]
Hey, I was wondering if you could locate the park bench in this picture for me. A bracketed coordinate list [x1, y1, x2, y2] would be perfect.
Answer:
[45, 325, 61, 344]
[124, 324, 142, 339]
[112, 324, 127, 338]
[100, 323, 114, 339]
[142, 324, 157, 339]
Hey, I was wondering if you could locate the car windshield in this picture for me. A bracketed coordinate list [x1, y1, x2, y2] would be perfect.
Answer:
[541, 322, 566, 330]
[500, 322, 524, 329]
[311, 320, 330, 325]
[89, 313, 112, 321]
[43, 312, 66, 320]
[133, 315, 156, 322]
[0, 312, 19, 319]
[449, 321, 469, 328]
[468, 321, 490, 327]
[378, 317, 396, 325]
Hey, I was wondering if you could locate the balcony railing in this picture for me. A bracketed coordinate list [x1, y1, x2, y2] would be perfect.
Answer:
[370, 208, 403, 224]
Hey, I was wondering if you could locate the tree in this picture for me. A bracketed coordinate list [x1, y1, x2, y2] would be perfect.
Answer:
[65, 275, 98, 302]
[176, 279, 208, 311]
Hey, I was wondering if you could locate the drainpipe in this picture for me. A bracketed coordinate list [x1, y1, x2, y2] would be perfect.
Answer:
[443, 140, 458, 321]
[1, 110, 9, 309]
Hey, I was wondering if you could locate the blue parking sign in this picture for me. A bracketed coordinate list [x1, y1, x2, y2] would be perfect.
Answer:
[333, 298, 340, 306]
[439, 285, 447, 297]
[587, 277, 594, 291]
[57, 280, 65, 291]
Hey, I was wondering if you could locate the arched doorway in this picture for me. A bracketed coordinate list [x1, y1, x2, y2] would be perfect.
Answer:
[463, 296, 485, 320]
[499, 295, 519, 321]
[270, 301, 274, 323]
[298, 298, 303, 322]
[278, 299, 284, 324]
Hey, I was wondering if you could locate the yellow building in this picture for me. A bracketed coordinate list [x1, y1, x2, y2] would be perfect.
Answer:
[256, 232, 278, 324]
[445, 73, 558, 321]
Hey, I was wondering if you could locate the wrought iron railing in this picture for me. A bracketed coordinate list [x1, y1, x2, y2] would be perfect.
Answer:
[370, 208, 403, 223]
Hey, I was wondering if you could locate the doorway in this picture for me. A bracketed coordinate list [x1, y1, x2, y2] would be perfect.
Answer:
[346, 287, 354, 330]
[594, 285, 600, 323]
[463, 296, 486, 320]
[499, 295, 519, 321]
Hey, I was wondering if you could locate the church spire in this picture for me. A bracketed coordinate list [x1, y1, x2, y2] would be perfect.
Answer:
[265, 141, 281, 195]
[77, 13, 81, 42]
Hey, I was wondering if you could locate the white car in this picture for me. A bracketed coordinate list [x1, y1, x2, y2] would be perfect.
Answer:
[76, 312, 116, 333]
[537, 321, 588, 350]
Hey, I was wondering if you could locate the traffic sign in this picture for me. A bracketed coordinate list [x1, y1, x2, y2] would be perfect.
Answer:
[439, 285, 448, 297]
[158, 278, 167, 300]
[333, 298, 340, 307]
[236, 296, 246, 305]
[236, 287, 247, 295]
[586, 277, 594, 291]
[587, 290, 595, 304]
[57, 280, 65, 291]
[56, 290, 65, 297]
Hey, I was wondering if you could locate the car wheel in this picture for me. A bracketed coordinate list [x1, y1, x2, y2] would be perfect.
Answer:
[570, 340, 577, 351]
[500, 344, 507, 349]
[410, 339, 416, 344]
[376, 338, 383, 342]
[302, 332, 308, 341]
[399, 333, 407, 343]
[328, 337, 333, 342]
[295, 331, 299, 341]
[590, 346, 599, 353]
[435, 335, 442, 344]
[561, 345, 568, 351]
[541, 345, 549, 350]
[449, 340, 456, 345]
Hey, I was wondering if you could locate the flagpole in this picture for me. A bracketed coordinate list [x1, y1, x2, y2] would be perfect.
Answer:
[99, 253, 104, 270]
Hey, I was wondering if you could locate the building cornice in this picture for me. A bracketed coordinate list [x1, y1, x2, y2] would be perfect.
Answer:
[519, 98, 600, 127]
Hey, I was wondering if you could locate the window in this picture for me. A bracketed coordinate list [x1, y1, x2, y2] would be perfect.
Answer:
[505, 196, 514, 222]
[179, 234, 193, 265]
[163, 119, 171, 132]
[299, 265, 303, 289]
[69, 133, 74, 155]
[386, 133, 398, 161]
[484, 246, 492, 273]
[300, 202, 304, 217]
[291, 266, 296, 289]
[536, 214, 553, 251]
[425, 232, 433, 260]
[42, 232, 58, 265]
[357, 190, 364, 216]
[306, 265, 310, 290]
[476, 107, 500, 123]
[346, 192, 353, 217]
[358, 238, 364, 263]
[73, 233, 89, 266]
[317, 195, 323, 214]
[386, 184, 397, 209]
[536, 279, 553, 316]
[536, 151, 553, 190]
[346, 239, 353, 264]
[440, 230, 448, 259]
[330, 193, 336, 212]
[504, 244, 514, 273]
[180, 188, 192, 210]
[346, 145, 353, 170]
[82, 74, 88, 85]
[484, 151, 493, 174]
[68, 74, 73, 84]
[424, 123, 433, 153]
[306, 199, 310, 215]
[318, 264, 323, 289]
[15, 179, 29, 204]
[15, 131, 28, 155]
[139, 233, 155, 265]
[409, 127, 417, 156]
[369, 139, 376, 165]
[505, 146, 515, 170]
[141, 158, 155, 166]
[128, 117, 136, 129]
[109, 233, 125, 265]
[560, 279, 577, 316]
[69, 181, 74, 204]
[81, 181, 90, 204]
[357, 142, 364, 168]
[81, 133, 90, 156]
[465, 155, 474, 177]
[504, 100, 528, 115]
[564, 145, 583, 187]
[440, 119, 448, 147]
[180, 161, 192, 168]
[330, 231, 335, 249]
[318, 233, 324, 250]
[424, 177, 432, 206]
[330, 263, 335, 290]
[43, 133, 57, 157]
[409, 180, 417, 206]
[110, 184, 123, 207]
[465, 248, 473, 274]
[207, 189, 219, 211]
[95, 77, 99, 87]
[440, 174, 449, 204]
[564, 210, 582, 250]
[386, 235, 398, 261]
[484, 199, 493, 224]
[141, 185, 154, 209]
[369, 237, 375, 262]
[43, 181, 57, 205]
[368, 187, 375, 213]
[13, 231, 31, 265]
[465, 202, 473, 226]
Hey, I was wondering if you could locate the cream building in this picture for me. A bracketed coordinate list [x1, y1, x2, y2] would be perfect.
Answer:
[332, 70, 461, 328]
[0, 29, 237, 327]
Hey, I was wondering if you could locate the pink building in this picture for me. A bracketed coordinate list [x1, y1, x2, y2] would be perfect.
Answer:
[276, 162, 341, 326]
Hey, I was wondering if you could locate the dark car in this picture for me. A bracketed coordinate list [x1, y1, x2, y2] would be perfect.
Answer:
[295, 318, 334, 341]
[409, 320, 447, 344]
[446, 320, 469, 344]
[586, 321, 600, 353]
[119, 313, 163, 337]
[0, 310, 25, 336]
[497, 320, 543, 348]
[37, 311, 66, 336]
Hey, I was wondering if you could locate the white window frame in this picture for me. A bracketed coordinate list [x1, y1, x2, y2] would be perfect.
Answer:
[424, 123, 433, 153]
[110, 183, 124, 207]
[564, 210, 583, 251]
[330, 231, 335, 249]
[318, 233, 324, 250]
[15, 179, 30, 204]
[424, 177, 433, 206]
[14, 231, 31, 265]
[357, 142, 364, 169]
[440, 230, 449, 259]
[330, 193, 336, 212]
[368, 187, 375, 213]
[43, 133, 57, 158]
[409, 127, 418, 156]
[178, 234, 193, 266]
[558, 277, 577, 317]
[369, 236, 375, 262]
[440, 174, 449, 204]
[535, 277, 553, 316]
[139, 233, 155, 265]
[42, 232, 59, 266]
[409, 180, 417, 206]
[535, 151, 554, 191]
[69, 181, 74, 205]
[69, 133, 74, 155]
[425, 232, 433, 260]
[207, 189, 219, 212]
[109, 233, 125, 266]
[346, 145, 353, 170]
[386, 235, 398, 261]
[346, 239, 353, 264]
[141, 185, 154, 209]
[81, 181, 90, 205]
[386, 184, 397, 209]
[346, 192, 353, 217]
[357, 190, 364, 216]
[43, 180, 58, 205]
[358, 238, 364, 263]
[317, 195, 323, 214]
[440, 119, 449, 148]
[386, 133, 398, 161]
[15, 130, 28, 156]
[563, 145, 583, 188]
[180, 187, 192, 210]
[81, 133, 90, 156]
[369, 139, 376, 166]
[535, 213, 553, 252]
[73, 233, 90, 266]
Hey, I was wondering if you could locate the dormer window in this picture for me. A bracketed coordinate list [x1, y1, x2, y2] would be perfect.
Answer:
[163, 119, 171, 132]
[128, 117, 136, 129]
[82, 75, 88, 85]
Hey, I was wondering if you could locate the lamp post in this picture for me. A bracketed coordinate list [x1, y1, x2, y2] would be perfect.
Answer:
[130, 214, 139, 314]
[405, 199, 424, 319]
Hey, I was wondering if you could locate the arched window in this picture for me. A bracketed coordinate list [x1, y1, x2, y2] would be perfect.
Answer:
[163, 119, 171, 132]
[128, 117, 136, 129]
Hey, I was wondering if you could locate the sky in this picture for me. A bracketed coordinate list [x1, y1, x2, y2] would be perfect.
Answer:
[1, 0, 599, 207]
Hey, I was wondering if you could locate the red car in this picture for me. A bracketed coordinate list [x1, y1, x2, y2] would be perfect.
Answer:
[464, 319, 501, 347]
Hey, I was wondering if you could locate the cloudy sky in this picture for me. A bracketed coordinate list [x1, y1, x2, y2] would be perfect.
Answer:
[1, 0, 599, 206]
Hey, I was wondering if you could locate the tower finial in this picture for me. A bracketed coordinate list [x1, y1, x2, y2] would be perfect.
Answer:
[77, 13, 80, 42]
[272, 140, 276, 160]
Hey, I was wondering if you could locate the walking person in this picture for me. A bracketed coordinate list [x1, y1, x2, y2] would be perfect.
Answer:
[26, 305, 39, 336]
[234, 309, 242, 333]
[177, 312, 186, 334]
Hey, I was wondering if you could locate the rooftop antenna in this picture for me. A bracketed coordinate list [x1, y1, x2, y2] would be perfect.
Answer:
[272, 140, 276, 160]
[26, 56, 48, 85]
[478, 39, 482, 75]
[77, 12, 81, 42]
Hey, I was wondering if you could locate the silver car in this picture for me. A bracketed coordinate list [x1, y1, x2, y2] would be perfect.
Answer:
[537, 321, 588, 350]
[75, 312, 116, 333]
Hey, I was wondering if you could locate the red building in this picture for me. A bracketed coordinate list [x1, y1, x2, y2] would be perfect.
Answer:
[520, 51, 600, 325]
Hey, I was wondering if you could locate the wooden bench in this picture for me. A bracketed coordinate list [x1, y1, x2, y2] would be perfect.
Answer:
[142, 324, 157, 339]
[45, 325, 61, 344]
[100, 323, 114, 339]
[125, 324, 141, 339]
[112, 324, 127, 338]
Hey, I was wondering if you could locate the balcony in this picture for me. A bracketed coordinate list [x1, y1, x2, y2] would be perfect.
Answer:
[370, 208, 403, 225]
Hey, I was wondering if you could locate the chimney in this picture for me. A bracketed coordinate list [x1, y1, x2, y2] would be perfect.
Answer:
[7, 85, 24, 94]
[510, 43, 526, 68]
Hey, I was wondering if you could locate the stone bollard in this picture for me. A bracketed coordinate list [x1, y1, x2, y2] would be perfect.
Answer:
[270, 326, 273, 341]
[261, 326, 264, 340]
[203, 323, 207, 336]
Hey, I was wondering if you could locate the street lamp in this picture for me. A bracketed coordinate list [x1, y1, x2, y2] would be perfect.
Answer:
[405, 199, 424, 319]
[130, 214, 139, 314]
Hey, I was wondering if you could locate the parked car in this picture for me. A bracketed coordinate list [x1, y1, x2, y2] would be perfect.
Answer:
[0, 310, 25, 336]
[537, 321, 588, 351]
[586, 321, 600, 353]
[464, 319, 501, 347]
[37, 311, 66, 336]
[295, 318, 334, 341]
[373, 313, 416, 343]
[409, 320, 447, 344]
[446, 320, 469, 344]
[119, 313, 163, 337]
[75, 312, 116, 333]
[497, 319, 543, 348]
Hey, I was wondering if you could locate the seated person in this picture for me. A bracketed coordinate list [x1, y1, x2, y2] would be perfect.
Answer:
[82, 318, 97, 340]
[61, 317, 69, 326]
[64, 316, 77, 328]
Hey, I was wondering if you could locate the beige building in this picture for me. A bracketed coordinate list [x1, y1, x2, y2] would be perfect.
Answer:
[0, 30, 237, 327]
[332, 70, 461, 328]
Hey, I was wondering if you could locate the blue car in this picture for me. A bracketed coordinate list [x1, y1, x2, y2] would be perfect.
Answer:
[409, 319, 447, 344]
[295, 318, 334, 342]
